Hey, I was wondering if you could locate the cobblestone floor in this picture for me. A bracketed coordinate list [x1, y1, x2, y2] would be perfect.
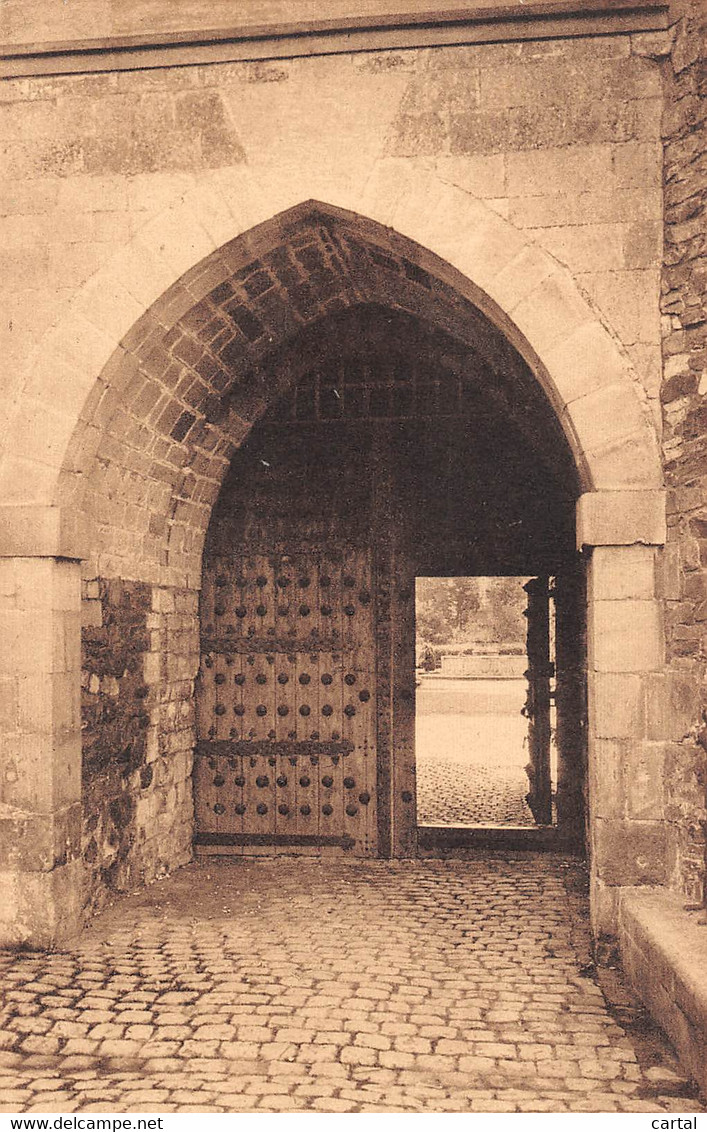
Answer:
[0, 856, 703, 1114]
[417, 757, 534, 826]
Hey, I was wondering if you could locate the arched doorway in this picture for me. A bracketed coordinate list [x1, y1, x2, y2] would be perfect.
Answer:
[194, 299, 585, 858]
[0, 191, 665, 946]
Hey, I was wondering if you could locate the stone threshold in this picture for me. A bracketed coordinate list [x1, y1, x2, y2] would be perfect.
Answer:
[1, 0, 669, 79]
[417, 823, 582, 853]
[618, 888, 707, 1101]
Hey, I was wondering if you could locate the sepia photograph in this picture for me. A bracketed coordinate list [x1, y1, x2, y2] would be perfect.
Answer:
[0, 0, 705, 1119]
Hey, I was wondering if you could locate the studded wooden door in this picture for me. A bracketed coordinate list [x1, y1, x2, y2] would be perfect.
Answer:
[194, 550, 377, 855]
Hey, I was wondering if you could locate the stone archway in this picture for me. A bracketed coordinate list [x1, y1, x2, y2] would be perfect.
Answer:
[0, 176, 665, 947]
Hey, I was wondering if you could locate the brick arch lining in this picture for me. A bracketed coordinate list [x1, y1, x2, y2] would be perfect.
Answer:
[56, 202, 580, 588]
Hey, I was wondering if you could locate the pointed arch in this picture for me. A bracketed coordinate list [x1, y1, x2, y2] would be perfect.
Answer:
[0, 166, 662, 576]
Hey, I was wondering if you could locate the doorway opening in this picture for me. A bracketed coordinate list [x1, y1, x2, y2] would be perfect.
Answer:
[415, 575, 559, 831]
[193, 300, 587, 858]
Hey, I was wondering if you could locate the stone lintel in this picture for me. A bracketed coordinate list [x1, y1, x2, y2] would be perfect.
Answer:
[0, 0, 669, 79]
[0, 506, 89, 561]
[577, 490, 666, 551]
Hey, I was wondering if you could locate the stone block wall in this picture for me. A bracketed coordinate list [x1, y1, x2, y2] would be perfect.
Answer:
[80, 579, 195, 916]
[659, 0, 707, 904]
[0, 30, 665, 475]
[584, 539, 670, 938]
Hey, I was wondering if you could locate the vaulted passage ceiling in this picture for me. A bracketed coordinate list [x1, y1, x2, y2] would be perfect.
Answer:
[207, 303, 578, 578]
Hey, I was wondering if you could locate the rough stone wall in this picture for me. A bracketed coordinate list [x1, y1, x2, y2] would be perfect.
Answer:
[659, 0, 707, 904]
[81, 579, 195, 916]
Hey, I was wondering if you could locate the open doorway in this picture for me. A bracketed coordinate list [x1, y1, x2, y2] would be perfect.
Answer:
[415, 576, 558, 831]
[191, 296, 587, 859]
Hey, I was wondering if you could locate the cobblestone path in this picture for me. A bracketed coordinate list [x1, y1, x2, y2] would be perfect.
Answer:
[415, 704, 534, 826]
[0, 856, 702, 1114]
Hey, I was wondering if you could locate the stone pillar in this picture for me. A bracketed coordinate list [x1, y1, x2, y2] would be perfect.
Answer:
[577, 490, 667, 944]
[0, 506, 87, 947]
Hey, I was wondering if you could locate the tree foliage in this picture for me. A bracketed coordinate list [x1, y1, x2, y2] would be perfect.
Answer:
[416, 576, 528, 650]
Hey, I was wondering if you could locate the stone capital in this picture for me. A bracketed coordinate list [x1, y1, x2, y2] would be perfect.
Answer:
[576, 490, 666, 550]
[0, 506, 90, 560]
